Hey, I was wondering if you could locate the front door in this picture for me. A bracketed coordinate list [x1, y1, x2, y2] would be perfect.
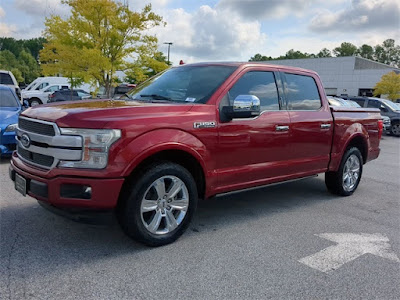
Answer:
[215, 69, 292, 192]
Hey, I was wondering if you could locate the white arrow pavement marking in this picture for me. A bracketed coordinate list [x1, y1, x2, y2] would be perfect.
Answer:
[298, 233, 400, 273]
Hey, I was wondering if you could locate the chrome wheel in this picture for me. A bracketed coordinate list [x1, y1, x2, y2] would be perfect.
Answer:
[30, 100, 40, 106]
[391, 123, 400, 136]
[140, 175, 189, 235]
[342, 154, 360, 192]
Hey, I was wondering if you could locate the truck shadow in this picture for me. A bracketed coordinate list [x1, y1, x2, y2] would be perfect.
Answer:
[0, 176, 337, 281]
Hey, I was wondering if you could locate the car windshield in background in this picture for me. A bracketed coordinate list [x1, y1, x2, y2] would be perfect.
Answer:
[128, 65, 237, 104]
[381, 99, 400, 111]
[0, 89, 18, 107]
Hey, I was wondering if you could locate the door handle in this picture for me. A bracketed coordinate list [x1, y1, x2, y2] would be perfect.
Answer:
[321, 123, 331, 129]
[276, 125, 289, 132]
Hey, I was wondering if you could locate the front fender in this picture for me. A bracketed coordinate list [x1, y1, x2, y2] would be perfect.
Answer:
[114, 129, 211, 178]
[328, 123, 370, 171]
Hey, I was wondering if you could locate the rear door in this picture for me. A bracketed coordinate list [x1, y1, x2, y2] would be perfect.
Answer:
[281, 71, 333, 174]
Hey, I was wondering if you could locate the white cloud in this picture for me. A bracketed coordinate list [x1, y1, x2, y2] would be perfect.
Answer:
[217, 0, 316, 20]
[0, 5, 17, 37]
[147, 5, 268, 64]
[14, 0, 69, 18]
[309, 0, 400, 35]
[0, 6, 5, 18]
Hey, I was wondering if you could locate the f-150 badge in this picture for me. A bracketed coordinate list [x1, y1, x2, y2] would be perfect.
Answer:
[193, 122, 216, 129]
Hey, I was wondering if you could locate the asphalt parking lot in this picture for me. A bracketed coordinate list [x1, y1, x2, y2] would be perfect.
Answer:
[1, 135, 399, 300]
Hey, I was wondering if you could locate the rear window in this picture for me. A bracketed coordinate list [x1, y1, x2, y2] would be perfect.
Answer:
[284, 73, 322, 110]
[0, 89, 18, 107]
[0, 73, 14, 85]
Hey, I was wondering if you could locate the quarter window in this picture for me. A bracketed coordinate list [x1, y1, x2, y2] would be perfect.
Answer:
[284, 73, 321, 110]
[228, 71, 280, 111]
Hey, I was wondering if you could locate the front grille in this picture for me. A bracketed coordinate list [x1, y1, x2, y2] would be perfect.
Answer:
[18, 146, 54, 167]
[19, 118, 55, 136]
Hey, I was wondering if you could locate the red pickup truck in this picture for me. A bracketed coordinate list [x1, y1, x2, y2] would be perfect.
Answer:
[9, 62, 383, 246]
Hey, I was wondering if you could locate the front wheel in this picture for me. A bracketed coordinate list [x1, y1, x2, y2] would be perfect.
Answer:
[391, 122, 400, 137]
[325, 147, 363, 196]
[29, 98, 42, 106]
[117, 162, 198, 246]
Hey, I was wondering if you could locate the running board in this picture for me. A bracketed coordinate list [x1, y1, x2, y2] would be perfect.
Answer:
[215, 175, 318, 198]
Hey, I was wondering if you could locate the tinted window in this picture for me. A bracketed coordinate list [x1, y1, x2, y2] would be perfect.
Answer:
[367, 100, 380, 109]
[0, 73, 14, 85]
[0, 89, 18, 107]
[352, 99, 366, 107]
[284, 73, 321, 110]
[129, 66, 237, 104]
[45, 85, 60, 92]
[229, 71, 279, 111]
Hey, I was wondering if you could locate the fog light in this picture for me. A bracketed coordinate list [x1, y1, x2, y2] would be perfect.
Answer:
[60, 184, 92, 199]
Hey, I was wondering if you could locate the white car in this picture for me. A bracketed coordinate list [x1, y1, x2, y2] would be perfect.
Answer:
[23, 83, 70, 106]
[0, 70, 21, 100]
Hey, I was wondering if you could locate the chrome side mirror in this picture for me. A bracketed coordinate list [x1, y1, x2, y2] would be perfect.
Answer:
[222, 95, 261, 121]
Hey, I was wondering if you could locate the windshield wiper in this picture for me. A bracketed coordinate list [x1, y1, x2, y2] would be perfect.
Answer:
[123, 93, 132, 100]
[140, 94, 172, 101]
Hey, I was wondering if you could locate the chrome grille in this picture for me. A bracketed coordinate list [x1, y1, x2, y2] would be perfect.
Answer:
[19, 118, 55, 136]
[16, 117, 82, 169]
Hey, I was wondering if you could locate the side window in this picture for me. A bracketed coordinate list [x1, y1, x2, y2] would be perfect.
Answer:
[353, 99, 365, 107]
[228, 71, 280, 111]
[36, 82, 49, 90]
[45, 85, 59, 93]
[284, 73, 321, 110]
[367, 100, 380, 108]
[0, 73, 14, 85]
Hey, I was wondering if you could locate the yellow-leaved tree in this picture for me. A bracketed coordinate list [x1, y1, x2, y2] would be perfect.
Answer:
[40, 0, 166, 97]
[373, 71, 400, 101]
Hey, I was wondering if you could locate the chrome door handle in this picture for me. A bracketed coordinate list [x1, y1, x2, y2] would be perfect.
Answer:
[321, 123, 331, 129]
[276, 125, 289, 132]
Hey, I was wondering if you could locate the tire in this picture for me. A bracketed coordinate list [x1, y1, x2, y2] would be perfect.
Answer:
[391, 122, 400, 137]
[117, 162, 198, 246]
[325, 147, 363, 196]
[29, 98, 42, 106]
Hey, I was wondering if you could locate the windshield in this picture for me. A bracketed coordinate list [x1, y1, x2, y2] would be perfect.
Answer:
[0, 89, 19, 107]
[128, 65, 237, 104]
[380, 99, 400, 111]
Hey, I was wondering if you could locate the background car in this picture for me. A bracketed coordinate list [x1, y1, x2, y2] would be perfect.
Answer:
[345, 96, 400, 136]
[48, 89, 91, 103]
[0, 70, 21, 101]
[327, 96, 361, 108]
[0, 85, 25, 156]
[113, 83, 136, 99]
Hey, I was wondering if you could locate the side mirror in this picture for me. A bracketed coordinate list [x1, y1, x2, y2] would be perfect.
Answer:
[22, 100, 29, 109]
[222, 95, 261, 121]
[380, 106, 388, 112]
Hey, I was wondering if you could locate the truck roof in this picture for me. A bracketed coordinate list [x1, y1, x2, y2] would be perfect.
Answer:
[178, 61, 318, 75]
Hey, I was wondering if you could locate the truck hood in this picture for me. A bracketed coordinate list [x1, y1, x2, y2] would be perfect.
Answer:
[21, 99, 194, 128]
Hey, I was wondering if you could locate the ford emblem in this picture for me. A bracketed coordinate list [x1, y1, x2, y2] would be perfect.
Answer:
[20, 134, 31, 148]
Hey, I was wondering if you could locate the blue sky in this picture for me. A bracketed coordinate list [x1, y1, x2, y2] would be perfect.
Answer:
[1, 0, 399, 64]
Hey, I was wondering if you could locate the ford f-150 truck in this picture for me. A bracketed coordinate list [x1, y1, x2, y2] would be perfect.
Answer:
[9, 62, 383, 246]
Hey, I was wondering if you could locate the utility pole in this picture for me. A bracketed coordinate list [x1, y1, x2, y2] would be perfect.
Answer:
[164, 42, 173, 65]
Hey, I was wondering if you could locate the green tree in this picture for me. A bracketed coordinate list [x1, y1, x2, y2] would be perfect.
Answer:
[0, 50, 24, 82]
[249, 53, 272, 61]
[333, 42, 357, 57]
[283, 49, 312, 59]
[373, 71, 400, 101]
[356, 44, 374, 60]
[18, 50, 41, 83]
[374, 39, 400, 67]
[40, 0, 164, 97]
[125, 51, 169, 84]
[316, 48, 332, 58]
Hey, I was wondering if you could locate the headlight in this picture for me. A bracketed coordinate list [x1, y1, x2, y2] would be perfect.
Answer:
[58, 128, 121, 169]
[5, 123, 18, 132]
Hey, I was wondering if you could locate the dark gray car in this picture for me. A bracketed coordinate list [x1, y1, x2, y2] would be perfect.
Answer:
[348, 97, 400, 136]
[48, 89, 91, 103]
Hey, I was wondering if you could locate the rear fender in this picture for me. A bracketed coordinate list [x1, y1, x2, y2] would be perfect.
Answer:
[328, 123, 370, 171]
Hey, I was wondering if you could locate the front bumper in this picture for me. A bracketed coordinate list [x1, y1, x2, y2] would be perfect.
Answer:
[9, 159, 125, 209]
[0, 131, 17, 156]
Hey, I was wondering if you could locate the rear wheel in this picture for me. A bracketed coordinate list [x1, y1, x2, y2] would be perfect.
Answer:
[29, 98, 42, 106]
[117, 162, 198, 246]
[391, 122, 400, 137]
[325, 147, 363, 196]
